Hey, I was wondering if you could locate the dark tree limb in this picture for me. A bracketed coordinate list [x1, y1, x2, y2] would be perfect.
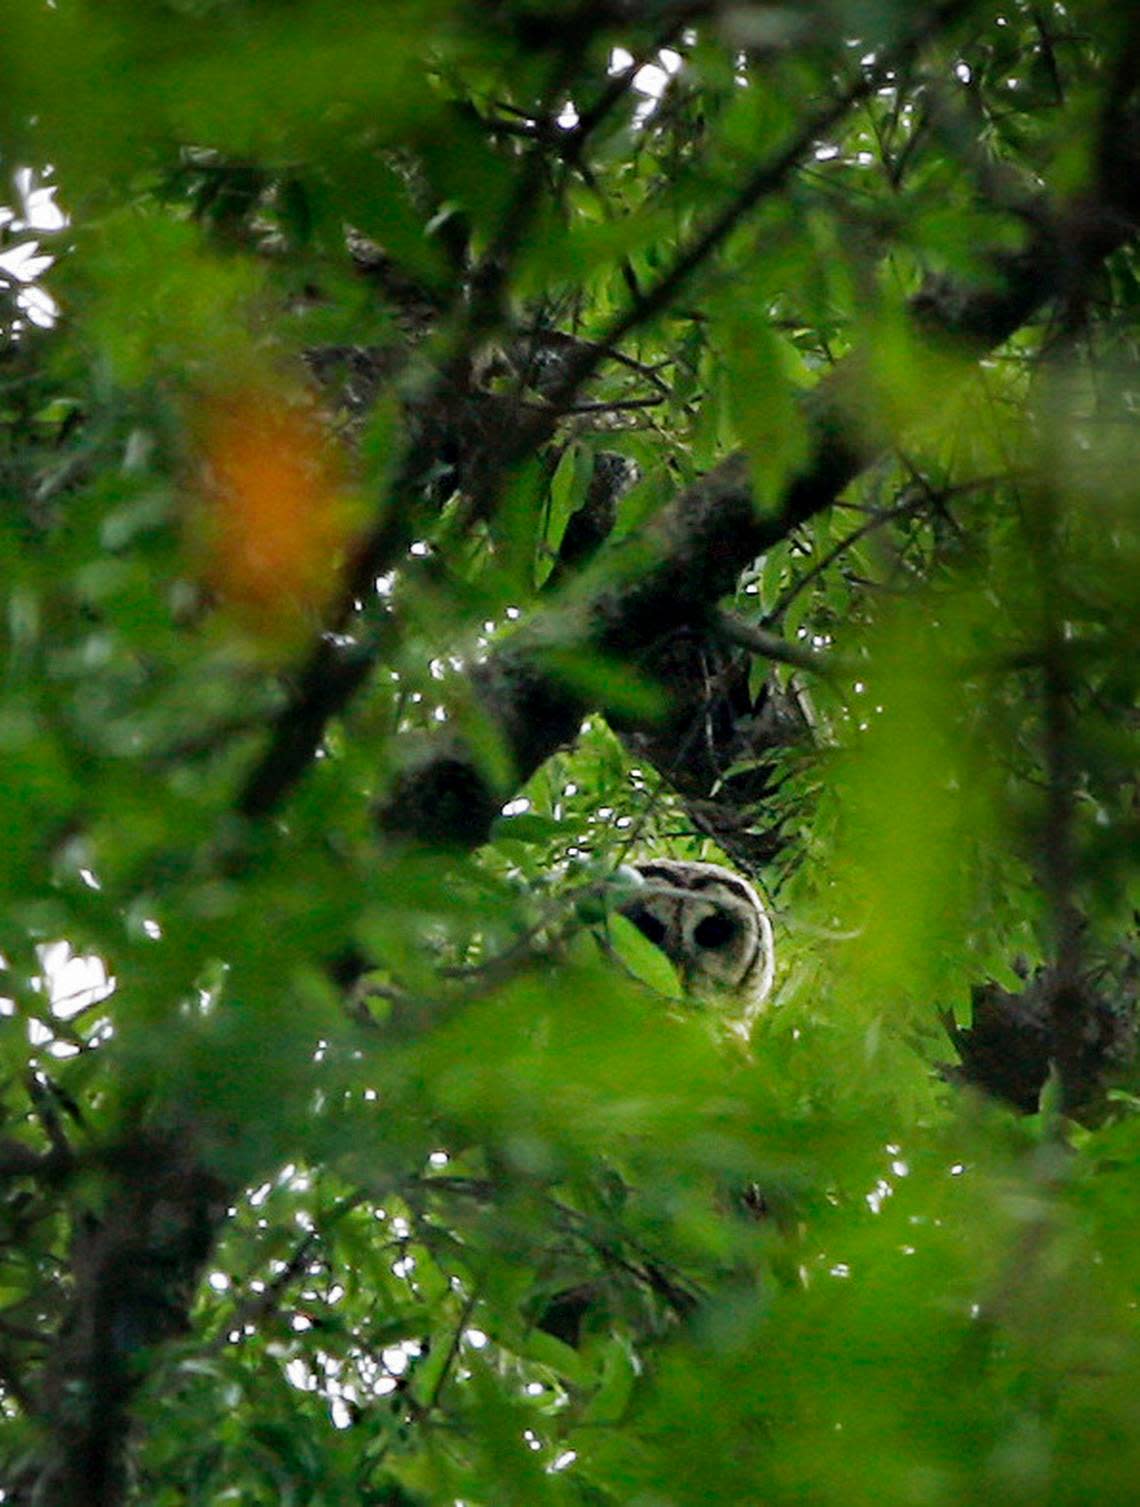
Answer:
[19, 1132, 228, 1507]
[944, 962, 1138, 1118]
[379, 179, 1139, 851]
[238, 0, 984, 830]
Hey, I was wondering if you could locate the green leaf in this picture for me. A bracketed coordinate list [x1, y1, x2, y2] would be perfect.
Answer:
[516, 1328, 594, 1388]
[489, 813, 565, 845]
[608, 913, 684, 1000]
[580, 1334, 637, 1424]
[713, 292, 810, 515]
[537, 442, 593, 586]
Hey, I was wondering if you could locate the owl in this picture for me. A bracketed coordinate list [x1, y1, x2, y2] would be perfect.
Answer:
[617, 859, 774, 1018]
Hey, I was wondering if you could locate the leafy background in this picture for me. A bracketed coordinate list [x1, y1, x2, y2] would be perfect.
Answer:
[1, 2, 1139, 1503]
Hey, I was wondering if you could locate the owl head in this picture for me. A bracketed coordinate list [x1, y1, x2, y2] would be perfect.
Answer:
[617, 858, 774, 1018]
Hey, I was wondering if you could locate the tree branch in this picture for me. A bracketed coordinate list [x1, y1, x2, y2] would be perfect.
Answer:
[380, 180, 1139, 850]
[714, 608, 846, 679]
[236, 1, 980, 829]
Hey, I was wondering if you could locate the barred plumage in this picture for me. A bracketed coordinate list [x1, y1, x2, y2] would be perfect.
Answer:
[618, 859, 774, 1018]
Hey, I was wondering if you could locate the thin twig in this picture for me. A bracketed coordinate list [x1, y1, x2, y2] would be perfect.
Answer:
[762, 470, 1019, 628]
[521, 394, 664, 415]
[714, 609, 847, 678]
[536, 0, 977, 425]
[424, 1287, 479, 1414]
[210, 1190, 368, 1352]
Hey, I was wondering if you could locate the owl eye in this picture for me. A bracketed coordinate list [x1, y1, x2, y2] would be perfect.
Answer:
[693, 914, 737, 949]
[631, 912, 668, 947]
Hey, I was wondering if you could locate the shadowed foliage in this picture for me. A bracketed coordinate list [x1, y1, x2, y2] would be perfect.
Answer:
[1, 3, 1140, 1504]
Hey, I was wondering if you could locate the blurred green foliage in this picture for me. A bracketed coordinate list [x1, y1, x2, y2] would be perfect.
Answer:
[1, 2, 1139, 1504]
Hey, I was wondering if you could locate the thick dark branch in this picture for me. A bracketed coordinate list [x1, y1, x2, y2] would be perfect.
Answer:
[237, 2, 978, 829]
[945, 961, 1137, 1117]
[27, 1132, 228, 1507]
[380, 186, 1138, 851]
[237, 31, 613, 825]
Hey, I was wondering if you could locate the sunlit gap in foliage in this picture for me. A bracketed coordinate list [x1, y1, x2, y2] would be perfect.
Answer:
[0, 166, 65, 333]
[608, 44, 683, 127]
[216, 1160, 432, 1430]
[377, 556, 526, 730]
[2, 941, 117, 1061]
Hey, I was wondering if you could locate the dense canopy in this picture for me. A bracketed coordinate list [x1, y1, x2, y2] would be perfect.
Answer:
[2, 3, 1140, 1504]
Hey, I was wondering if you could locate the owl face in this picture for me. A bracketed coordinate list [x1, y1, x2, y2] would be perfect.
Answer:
[618, 859, 774, 1015]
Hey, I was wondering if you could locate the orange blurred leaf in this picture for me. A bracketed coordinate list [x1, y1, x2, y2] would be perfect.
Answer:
[194, 385, 358, 637]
